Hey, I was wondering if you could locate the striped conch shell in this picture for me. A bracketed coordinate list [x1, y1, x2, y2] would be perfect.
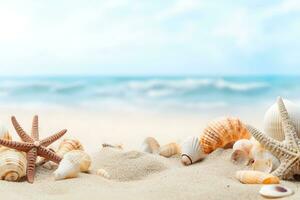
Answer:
[235, 170, 280, 184]
[140, 137, 160, 154]
[159, 142, 181, 158]
[0, 147, 26, 181]
[96, 168, 110, 179]
[54, 150, 91, 180]
[200, 117, 251, 154]
[56, 138, 84, 157]
[263, 99, 300, 141]
[181, 136, 206, 165]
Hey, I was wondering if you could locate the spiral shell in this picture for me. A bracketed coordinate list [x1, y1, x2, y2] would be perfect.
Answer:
[140, 137, 160, 154]
[159, 143, 180, 158]
[54, 150, 91, 180]
[200, 117, 251, 154]
[263, 99, 300, 141]
[96, 168, 110, 179]
[56, 138, 84, 157]
[181, 136, 206, 165]
[0, 147, 26, 181]
[235, 170, 280, 184]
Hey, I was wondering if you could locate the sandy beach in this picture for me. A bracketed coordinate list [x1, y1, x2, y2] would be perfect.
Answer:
[0, 104, 298, 199]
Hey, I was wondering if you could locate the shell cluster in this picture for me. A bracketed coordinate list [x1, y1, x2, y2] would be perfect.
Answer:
[180, 117, 250, 165]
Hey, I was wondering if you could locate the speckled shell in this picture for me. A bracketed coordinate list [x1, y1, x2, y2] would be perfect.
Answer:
[54, 150, 91, 180]
[140, 137, 160, 154]
[263, 99, 300, 141]
[200, 117, 251, 154]
[56, 138, 84, 157]
[0, 147, 26, 181]
[159, 143, 181, 158]
[235, 170, 280, 184]
[259, 185, 293, 198]
[96, 168, 110, 179]
[181, 136, 206, 165]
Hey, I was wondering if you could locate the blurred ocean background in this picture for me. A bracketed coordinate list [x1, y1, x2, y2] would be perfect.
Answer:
[0, 76, 299, 111]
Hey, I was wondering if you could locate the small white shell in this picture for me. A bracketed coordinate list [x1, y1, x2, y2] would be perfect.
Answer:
[259, 185, 293, 198]
[230, 149, 250, 165]
[264, 99, 300, 141]
[232, 139, 253, 154]
[181, 136, 206, 165]
[96, 169, 110, 179]
[140, 137, 160, 154]
[54, 150, 91, 180]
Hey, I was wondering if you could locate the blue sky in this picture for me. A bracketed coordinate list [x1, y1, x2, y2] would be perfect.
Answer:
[0, 0, 300, 75]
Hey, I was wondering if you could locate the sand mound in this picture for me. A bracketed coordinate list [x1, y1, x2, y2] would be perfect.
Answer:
[91, 148, 172, 181]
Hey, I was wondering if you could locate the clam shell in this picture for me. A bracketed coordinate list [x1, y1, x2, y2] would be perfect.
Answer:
[140, 137, 160, 154]
[56, 138, 84, 157]
[264, 99, 300, 141]
[54, 150, 91, 180]
[230, 149, 250, 165]
[259, 185, 293, 198]
[181, 136, 206, 165]
[252, 159, 273, 173]
[200, 117, 251, 154]
[0, 147, 26, 181]
[96, 168, 110, 179]
[235, 170, 280, 184]
[159, 142, 180, 158]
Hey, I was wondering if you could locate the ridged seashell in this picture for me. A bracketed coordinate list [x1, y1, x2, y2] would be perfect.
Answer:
[140, 137, 160, 154]
[0, 147, 26, 181]
[56, 138, 84, 157]
[181, 136, 206, 165]
[159, 142, 181, 158]
[96, 169, 110, 179]
[235, 170, 280, 184]
[264, 99, 300, 141]
[200, 117, 251, 154]
[230, 149, 250, 165]
[0, 125, 12, 141]
[54, 150, 91, 180]
[259, 185, 293, 198]
[252, 159, 273, 173]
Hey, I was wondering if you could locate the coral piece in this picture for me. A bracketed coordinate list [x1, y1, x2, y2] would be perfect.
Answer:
[0, 115, 67, 183]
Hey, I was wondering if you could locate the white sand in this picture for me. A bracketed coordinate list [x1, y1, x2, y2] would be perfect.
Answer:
[0, 105, 299, 199]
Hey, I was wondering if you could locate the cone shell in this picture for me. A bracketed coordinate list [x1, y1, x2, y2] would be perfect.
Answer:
[54, 150, 91, 180]
[235, 170, 280, 184]
[181, 136, 206, 165]
[252, 159, 273, 173]
[0, 147, 26, 181]
[263, 99, 300, 141]
[259, 185, 293, 198]
[96, 168, 110, 179]
[200, 117, 251, 154]
[56, 138, 84, 157]
[140, 137, 160, 154]
[159, 142, 181, 158]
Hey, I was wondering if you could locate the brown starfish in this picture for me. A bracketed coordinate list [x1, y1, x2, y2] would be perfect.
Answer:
[0, 115, 67, 183]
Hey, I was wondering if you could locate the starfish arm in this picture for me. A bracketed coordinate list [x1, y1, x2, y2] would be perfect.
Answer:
[37, 146, 62, 164]
[272, 157, 299, 180]
[40, 129, 67, 147]
[277, 97, 299, 148]
[11, 116, 33, 143]
[31, 115, 39, 140]
[247, 125, 291, 159]
[0, 139, 33, 152]
[26, 148, 38, 183]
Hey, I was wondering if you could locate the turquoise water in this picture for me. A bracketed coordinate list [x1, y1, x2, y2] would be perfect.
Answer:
[0, 76, 299, 109]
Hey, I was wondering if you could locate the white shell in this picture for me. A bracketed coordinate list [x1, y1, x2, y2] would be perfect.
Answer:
[230, 149, 250, 165]
[232, 139, 253, 154]
[250, 145, 280, 171]
[259, 185, 293, 198]
[264, 99, 300, 141]
[181, 136, 206, 165]
[96, 168, 110, 179]
[54, 150, 91, 180]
